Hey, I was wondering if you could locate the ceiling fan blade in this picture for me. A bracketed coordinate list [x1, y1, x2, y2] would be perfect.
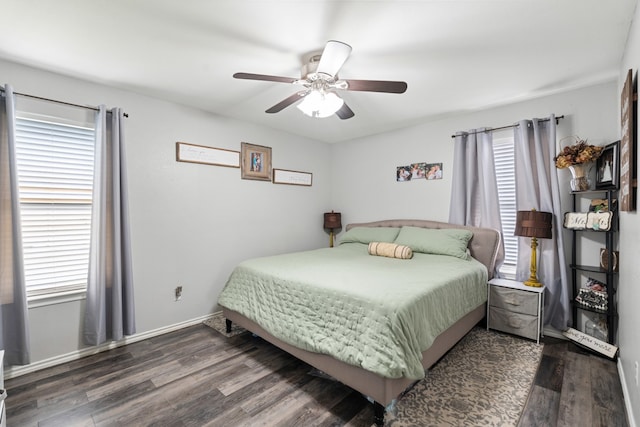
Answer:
[316, 40, 352, 77]
[265, 91, 309, 113]
[233, 72, 297, 84]
[343, 79, 407, 94]
[335, 102, 355, 120]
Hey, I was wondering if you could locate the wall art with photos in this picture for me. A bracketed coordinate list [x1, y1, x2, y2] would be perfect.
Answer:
[241, 142, 272, 181]
[595, 140, 619, 189]
[396, 162, 443, 182]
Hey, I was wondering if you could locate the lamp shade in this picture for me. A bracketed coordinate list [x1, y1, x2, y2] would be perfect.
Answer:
[323, 211, 342, 229]
[515, 210, 553, 239]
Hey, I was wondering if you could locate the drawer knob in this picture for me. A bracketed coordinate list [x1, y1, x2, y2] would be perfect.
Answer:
[505, 297, 523, 306]
[508, 317, 524, 328]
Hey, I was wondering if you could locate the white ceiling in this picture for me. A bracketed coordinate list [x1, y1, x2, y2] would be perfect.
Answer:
[0, 0, 637, 143]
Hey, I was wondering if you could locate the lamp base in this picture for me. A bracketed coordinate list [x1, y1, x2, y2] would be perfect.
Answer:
[524, 278, 543, 287]
[524, 236, 543, 287]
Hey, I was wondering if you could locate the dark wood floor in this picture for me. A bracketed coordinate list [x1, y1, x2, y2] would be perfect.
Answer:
[519, 334, 629, 427]
[5, 324, 629, 426]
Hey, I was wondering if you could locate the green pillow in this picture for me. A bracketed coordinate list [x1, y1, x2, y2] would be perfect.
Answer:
[394, 226, 473, 259]
[339, 227, 401, 245]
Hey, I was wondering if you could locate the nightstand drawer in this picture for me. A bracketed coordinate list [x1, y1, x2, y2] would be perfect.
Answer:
[488, 306, 539, 341]
[489, 285, 539, 316]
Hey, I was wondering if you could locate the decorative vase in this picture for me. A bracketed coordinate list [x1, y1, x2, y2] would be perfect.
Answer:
[568, 164, 592, 192]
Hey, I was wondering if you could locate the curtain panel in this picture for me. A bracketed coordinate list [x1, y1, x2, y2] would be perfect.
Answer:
[83, 106, 135, 346]
[514, 115, 569, 330]
[449, 129, 505, 275]
[0, 84, 30, 365]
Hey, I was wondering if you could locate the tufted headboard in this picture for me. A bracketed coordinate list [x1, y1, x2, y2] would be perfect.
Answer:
[346, 219, 502, 279]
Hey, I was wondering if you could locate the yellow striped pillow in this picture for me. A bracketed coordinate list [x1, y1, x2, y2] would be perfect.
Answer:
[368, 242, 413, 259]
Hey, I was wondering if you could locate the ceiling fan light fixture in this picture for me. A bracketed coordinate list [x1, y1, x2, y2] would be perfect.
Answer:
[234, 40, 406, 119]
[297, 90, 344, 118]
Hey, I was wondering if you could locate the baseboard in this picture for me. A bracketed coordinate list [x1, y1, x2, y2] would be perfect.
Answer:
[542, 325, 567, 340]
[5, 312, 219, 380]
[618, 360, 638, 427]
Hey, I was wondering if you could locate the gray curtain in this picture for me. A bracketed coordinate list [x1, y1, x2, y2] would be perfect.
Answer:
[514, 115, 569, 329]
[449, 129, 505, 274]
[0, 84, 30, 365]
[84, 106, 135, 346]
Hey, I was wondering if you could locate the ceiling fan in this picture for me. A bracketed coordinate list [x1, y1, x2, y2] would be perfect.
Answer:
[233, 40, 408, 119]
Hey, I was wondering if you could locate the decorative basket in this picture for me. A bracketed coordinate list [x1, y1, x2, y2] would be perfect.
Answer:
[575, 288, 608, 311]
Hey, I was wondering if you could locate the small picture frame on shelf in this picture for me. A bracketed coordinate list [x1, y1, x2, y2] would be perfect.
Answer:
[599, 248, 619, 272]
[595, 140, 619, 189]
[589, 198, 616, 212]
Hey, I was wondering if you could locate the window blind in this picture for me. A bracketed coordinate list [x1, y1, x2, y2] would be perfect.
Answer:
[14, 117, 95, 299]
[493, 137, 518, 272]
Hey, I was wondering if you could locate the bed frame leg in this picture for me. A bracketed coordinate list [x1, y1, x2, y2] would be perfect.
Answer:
[373, 401, 385, 426]
[225, 319, 232, 333]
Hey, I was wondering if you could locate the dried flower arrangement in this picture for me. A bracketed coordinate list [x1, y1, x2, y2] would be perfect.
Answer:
[554, 137, 603, 169]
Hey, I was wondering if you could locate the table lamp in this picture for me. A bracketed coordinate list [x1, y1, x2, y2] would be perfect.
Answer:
[515, 209, 553, 287]
[323, 211, 342, 248]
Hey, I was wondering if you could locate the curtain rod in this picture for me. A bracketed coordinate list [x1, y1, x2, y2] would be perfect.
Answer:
[450, 115, 564, 139]
[1, 87, 129, 118]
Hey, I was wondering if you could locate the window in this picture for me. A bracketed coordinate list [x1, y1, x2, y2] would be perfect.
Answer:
[14, 116, 95, 302]
[493, 137, 518, 277]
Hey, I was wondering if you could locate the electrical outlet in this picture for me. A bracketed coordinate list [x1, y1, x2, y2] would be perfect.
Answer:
[175, 286, 183, 302]
[635, 361, 639, 387]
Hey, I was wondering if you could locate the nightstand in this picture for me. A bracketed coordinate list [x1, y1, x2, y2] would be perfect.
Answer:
[487, 278, 545, 343]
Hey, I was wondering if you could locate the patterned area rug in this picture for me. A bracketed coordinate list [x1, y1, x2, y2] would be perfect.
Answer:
[203, 312, 247, 337]
[386, 327, 543, 426]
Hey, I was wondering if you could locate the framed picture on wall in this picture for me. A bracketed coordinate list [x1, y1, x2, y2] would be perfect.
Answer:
[241, 142, 272, 181]
[176, 142, 240, 168]
[595, 141, 619, 189]
[272, 169, 313, 186]
[619, 69, 636, 211]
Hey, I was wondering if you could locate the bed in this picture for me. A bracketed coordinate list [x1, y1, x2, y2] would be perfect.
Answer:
[219, 219, 501, 426]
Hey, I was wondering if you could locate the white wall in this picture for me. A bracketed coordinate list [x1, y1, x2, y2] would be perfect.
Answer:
[618, 1, 640, 423]
[0, 58, 332, 363]
[331, 82, 618, 228]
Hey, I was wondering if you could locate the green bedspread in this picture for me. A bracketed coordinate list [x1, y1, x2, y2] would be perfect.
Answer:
[218, 242, 488, 379]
